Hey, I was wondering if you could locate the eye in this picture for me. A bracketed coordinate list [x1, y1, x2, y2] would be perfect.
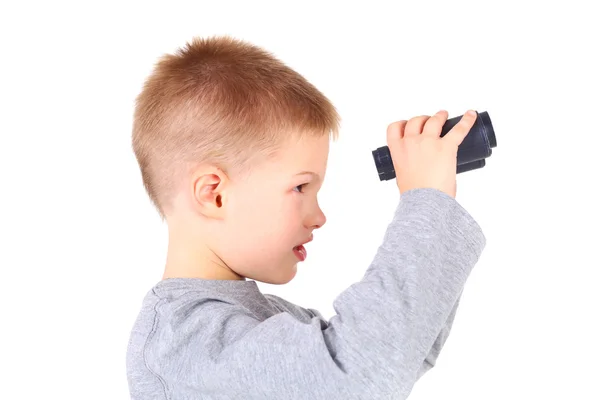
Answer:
[293, 183, 307, 193]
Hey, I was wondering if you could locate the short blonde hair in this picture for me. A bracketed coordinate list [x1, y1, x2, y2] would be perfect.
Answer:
[131, 35, 341, 221]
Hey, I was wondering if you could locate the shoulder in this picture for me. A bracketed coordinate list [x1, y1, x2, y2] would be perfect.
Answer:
[263, 293, 325, 323]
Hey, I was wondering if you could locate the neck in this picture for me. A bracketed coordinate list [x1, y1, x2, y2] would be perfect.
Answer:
[162, 231, 245, 281]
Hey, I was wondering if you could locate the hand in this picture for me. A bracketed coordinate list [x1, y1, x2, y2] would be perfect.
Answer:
[386, 110, 477, 198]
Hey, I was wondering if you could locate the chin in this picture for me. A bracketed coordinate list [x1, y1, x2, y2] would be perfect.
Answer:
[261, 264, 298, 285]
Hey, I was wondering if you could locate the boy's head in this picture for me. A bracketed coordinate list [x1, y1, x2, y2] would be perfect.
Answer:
[131, 36, 340, 284]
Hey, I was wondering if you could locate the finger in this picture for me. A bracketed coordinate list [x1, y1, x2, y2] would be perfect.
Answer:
[422, 110, 449, 137]
[443, 110, 478, 147]
[404, 115, 430, 137]
[387, 120, 407, 142]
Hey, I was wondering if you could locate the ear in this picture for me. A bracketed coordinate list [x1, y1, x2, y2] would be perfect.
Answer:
[190, 166, 229, 219]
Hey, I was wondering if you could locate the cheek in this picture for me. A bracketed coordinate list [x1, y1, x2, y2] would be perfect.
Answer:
[227, 190, 297, 235]
[228, 203, 255, 230]
[229, 194, 275, 229]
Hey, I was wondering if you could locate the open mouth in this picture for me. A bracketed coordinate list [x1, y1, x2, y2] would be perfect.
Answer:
[293, 244, 307, 261]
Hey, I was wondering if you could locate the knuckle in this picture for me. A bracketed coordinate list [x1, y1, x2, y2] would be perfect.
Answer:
[410, 115, 429, 123]
[387, 120, 405, 135]
[386, 121, 399, 136]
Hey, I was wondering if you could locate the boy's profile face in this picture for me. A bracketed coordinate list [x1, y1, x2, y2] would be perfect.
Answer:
[166, 132, 330, 284]
[220, 133, 330, 284]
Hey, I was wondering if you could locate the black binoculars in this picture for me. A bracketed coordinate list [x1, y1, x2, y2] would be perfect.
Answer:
[372, 111, 497, 181]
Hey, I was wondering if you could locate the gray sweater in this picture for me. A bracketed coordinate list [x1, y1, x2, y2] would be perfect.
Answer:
[126, 188, 486, 399]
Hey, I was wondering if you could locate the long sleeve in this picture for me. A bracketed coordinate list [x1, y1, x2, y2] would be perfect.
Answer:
[415, 287, 463, 380]
[136, 188, 486, 400]
[266, 287, 465, 383]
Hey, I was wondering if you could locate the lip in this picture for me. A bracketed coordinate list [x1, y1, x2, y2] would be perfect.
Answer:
[297, 234, 313, 247]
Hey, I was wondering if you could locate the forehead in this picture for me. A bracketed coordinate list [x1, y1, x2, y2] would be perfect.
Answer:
[276, 134, 329, 172]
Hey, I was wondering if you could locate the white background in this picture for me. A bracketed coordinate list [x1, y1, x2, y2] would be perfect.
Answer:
[1, 1, 598, 399]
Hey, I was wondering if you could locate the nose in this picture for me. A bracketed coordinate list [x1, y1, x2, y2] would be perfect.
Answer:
[310, 204, 327, 229]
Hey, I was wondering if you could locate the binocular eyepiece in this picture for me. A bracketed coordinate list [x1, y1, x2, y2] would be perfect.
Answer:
[372, 111, 497, 181]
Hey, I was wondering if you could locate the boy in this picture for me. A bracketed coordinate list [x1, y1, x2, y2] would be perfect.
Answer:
[126, 35, 486, 399]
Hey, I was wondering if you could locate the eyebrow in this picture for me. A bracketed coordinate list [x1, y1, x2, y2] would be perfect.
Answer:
[295, 171, 321, 181]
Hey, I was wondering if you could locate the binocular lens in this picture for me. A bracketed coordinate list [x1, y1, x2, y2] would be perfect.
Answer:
[372, 111, 497, 181]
